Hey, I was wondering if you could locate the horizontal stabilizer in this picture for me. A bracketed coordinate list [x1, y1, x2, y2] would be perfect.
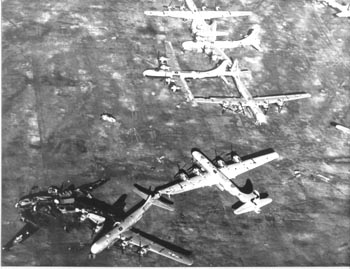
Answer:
[233, 197, 272, 215]
[133, 184, 175, 212]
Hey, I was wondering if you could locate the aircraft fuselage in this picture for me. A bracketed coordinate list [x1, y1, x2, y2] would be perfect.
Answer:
[90, 196, 154, 255]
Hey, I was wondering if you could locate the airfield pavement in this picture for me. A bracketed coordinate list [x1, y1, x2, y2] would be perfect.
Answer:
[2, 0, 350, 266]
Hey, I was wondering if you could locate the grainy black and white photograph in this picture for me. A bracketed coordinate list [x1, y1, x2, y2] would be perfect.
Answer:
[2, 0, 350, 266]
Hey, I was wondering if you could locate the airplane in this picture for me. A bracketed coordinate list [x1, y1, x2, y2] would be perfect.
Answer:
[194, 59, 312, 125]
[143, 51, 249, 87]
[316, 0, 350, 17]
[141, 147, 279, 215]
[2, 177, 110, 251]
[182, 24, 263, 58]
[144, 0, 253, 40]
[88, 191, 193, 265]
[3, 179, 193, 265]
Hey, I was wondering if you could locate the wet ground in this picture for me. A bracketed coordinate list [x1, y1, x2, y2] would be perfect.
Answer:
[2, 0, 350, 266]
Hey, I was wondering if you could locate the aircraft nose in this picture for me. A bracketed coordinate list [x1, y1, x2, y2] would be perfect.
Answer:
[90, 242, 104, 255]
[90, 237, 110, 255]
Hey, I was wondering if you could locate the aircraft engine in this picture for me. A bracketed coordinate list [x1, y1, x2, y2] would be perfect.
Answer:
[192, 166, 203, 176]
[120, 240, 129, 249]
[231, 155, 242, 163]
[179, 172, 189, 181]
[276, 100, 284, 112]
[216, 158, 226, 168]
[261, 102, 269, 114]
[138, 245, 150, 256]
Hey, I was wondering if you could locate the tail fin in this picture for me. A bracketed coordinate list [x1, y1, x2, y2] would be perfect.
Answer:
[233, 197, 272, 215]
[229, 59, 240, 75]
[133, 184, 175, 212]
[241, 25, 262, 52]
[239, 179, 254, 194]
[336, 9, 350, 17]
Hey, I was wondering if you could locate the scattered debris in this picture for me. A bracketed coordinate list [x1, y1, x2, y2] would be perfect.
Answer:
[294, 169, 302, 178]
[330, 122, 350, 134]
[100, 113, 116, 123]
[316, 174, 331, 183]
[156, 156, 165, 163]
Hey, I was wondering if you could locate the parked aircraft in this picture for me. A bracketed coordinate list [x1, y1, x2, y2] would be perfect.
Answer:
[194, 60, 311, 124]
[89, 191, 194, 265]
[78, 192, 193, 265]
[317, 0, 350, 17]
[144, 0, 252, 40]
[3, 179, 193, 265]
[145, 148, 279, 214]
[182, 24, 263, 59]
[2, 177, 110, 251]
[144, 53, 248, 87]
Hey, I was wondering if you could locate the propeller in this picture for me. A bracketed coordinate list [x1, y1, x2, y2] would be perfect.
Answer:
[174, 163, 190, 181]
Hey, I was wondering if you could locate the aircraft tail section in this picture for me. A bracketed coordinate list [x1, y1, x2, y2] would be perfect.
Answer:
[233, 196, 272, 215]
[336, 5, 350, 17]
[241, 25, 262, 52]
[231, 179, 272, 215]
[133, 184, 175, 212]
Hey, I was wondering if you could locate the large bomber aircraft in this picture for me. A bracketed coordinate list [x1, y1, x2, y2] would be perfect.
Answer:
[144, 0, 252, 40]
[3, 178, 193, 265]
[2, 177, 110, 251]
[317, 0, 350, 17]
[84, 191, 193, 265]
[182, 24, 263, 60]
[143, 42, 250, 88]
[194, 60, 311, 125]
[139, 148, 280, 215]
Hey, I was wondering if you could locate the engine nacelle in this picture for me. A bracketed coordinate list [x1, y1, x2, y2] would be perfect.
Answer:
[276, 100, 284, 113]
[159, 63, 170, 71]
[192, 167, 202, 176]
[232, 155, 242, 163]
[216, 159, 226, 168]
[138, 246, 150, 256]
[120, 240, 129, 249]
[179, 172, 189, 181]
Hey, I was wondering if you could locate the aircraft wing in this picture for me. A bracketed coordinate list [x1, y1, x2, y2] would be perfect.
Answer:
[2, 222, 40, 251]
[164, 41, 194, 101]
[220, 151, 279, 179]
[78, 177, 110, 193]
[253, 93, 311, 105]
[158, 173, 216, 195]
[194, 96, 242, 105]
[144, 10, 252, 20]
[196, 11, 253, 19]
[121, 229, 193, 265]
